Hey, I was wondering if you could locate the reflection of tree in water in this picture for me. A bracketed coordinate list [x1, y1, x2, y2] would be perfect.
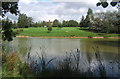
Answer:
[93, 40, 119, 47]
[17, 38, 31, 58]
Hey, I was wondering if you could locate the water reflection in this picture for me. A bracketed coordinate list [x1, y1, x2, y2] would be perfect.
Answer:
[8, 37, 119, 77]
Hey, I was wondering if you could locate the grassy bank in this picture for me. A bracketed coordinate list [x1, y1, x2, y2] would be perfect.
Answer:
[14, 27, 119, 37]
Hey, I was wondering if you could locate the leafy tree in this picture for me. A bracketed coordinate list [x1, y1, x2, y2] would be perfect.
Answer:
[58, 22, 62, 28]
[46, 20, 51, 27]
[13, 21, 17, 29]
[18, 13, 33, 28]
[91, 17, 104, 32]
[96, 0, 120, 8]
[27, 17, 33, 27]
[46, 20, 52, 32]
[33, 21, 43, 27]
[80, 15, 85, 27]
[68, 20, 78, 27]
[62, 20, 69, 27]
[84, 8, 93, 28]
[18, 13, 26, 28]
[1, 2, 19, 41]
[2, 18, 15, 41]
[1, 2, 19, 17]
[103, 19, 110, 33]
[91, 11, 119, 33]
[52, 19, 60, 27]
[47, 26, 52, 33]
[32, 22, 38, 27]
[41, 21, 47, 27]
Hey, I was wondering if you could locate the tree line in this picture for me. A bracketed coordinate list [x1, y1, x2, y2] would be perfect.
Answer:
[2, 8, 119, 34]
[9, 8, 119, 34]
[1, 1, 119, 42]
[1, 8, 119, 40]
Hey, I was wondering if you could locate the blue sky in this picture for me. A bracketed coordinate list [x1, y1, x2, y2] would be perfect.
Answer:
[6, 0, 118, 22]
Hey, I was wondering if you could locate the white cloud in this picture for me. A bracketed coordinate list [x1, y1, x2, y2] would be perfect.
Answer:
[6, 0, 118, 22]
[19, 0, 38, 4]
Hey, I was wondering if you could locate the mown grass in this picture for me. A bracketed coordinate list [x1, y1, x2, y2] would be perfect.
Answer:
[14, 27, 119, 37]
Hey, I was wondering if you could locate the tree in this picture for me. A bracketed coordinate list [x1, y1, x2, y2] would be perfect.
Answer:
[47, 26, 52, 33]
[2, 18, 15, 41]
[32, 21, 43, 27]
[13, 21, 17, 29]
[103, 19, 110, 33]
[27, 17, 33, 27]
[84, 8, 93, 28]
[18, 13, 33, 28]
[68, 20, 78, 27]
[80, 15, 85, 27]
[62, 20, 69, 27]
[1, 2, 19, 17]
[91, 17, 104, 32]
[96, 0, 120, 8]
[41, 21, 47, 27]
[1, 2, 19, 41]
[52, 19, 60, 27]
[91, 11, 120, 33]
[46, 20, 52, 32]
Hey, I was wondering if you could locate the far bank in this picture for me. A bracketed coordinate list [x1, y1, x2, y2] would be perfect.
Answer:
[14, 27, 120, 38]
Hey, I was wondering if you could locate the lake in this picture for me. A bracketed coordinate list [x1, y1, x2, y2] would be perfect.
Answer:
[5, 37, 119, 77]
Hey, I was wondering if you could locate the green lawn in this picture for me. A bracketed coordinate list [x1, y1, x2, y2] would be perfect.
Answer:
[14, 27, 119, 37]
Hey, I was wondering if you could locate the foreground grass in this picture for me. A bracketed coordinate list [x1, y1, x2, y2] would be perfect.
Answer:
[14, 27, 119, 37]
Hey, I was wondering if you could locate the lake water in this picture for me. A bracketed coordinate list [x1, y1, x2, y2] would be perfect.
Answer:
[5, 37, 119, 77]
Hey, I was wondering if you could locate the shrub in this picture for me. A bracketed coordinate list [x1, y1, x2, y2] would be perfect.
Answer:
[47, 26, 52, 33]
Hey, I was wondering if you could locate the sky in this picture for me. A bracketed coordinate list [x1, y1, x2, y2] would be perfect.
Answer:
[6, 0, 118, 22]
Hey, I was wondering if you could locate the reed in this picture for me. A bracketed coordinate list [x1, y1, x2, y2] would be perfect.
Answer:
[2, 46, 118, 78]
[93, 46, 106, 77]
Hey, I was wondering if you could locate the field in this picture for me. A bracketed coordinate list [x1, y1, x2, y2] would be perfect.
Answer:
[14, 27, 119, 37]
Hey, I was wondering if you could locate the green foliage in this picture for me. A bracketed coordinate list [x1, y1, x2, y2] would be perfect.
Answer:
[1, 2, 19, 17]
[62, 20, 68, 27]
[91, 11, 120, 33]
[80, 15, 85, 27]
[18, 13, 33, 28]
[102, 2, 108, 8]
[87, 8, 93, 15]
[84, 8, 93, 27]
[84, 15, 90, 27]
[2, 53, 21, 77]
[47, 26, 52, 33]
[32, 22, 42, 27]
[96, 1, 119, 8]
[1, 2, 19, 41]
[52, 19, 61, 27]
[46, 22, 51, 27]
[68, 20, 79, 27]
[91, 18, 103, 32]
[103, 20, 110, 33]
[41, 21, 47, 27]
[12, 21, 17, 29]
[2, 18, 16, 41]
[110, 2, 118, 7]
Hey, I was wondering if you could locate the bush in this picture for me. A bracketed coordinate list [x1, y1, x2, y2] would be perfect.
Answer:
[47, 26, 52, 33]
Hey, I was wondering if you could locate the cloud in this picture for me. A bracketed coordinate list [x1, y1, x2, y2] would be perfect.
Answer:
[6, 0, 118, 22]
